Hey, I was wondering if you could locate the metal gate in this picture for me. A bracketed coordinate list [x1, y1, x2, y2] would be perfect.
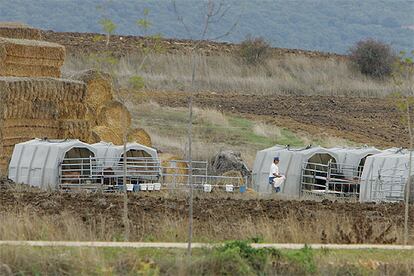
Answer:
[301, 161, 361, 198]
[58, 157, 248, 192]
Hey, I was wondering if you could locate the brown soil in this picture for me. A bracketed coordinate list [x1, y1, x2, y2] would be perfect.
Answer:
[149, 91, 407, 148]
[41, 30, 345, 60]
[0, 189, 412, 244]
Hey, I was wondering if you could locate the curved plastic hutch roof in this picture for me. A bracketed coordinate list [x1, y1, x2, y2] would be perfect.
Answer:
[8, 139, 96, 190]
[359, 148, 411, 202]
[252, 145, 338, 196]
[92, 142, 158, 167]
[328, 146, 381, 178]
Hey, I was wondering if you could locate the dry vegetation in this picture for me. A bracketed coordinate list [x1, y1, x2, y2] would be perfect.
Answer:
[128, 101, 354, 166]
[63, 53, 413, 97]
[2, 245, 414, 275]
[1, 189, 410, 245]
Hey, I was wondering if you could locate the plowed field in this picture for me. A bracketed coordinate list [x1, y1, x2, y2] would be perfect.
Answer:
[1, 189, 412, 244]
[41, 30, 345, 59]
[149, 91, 407, 148]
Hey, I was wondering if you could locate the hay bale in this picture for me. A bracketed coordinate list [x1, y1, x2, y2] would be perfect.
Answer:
[1, 99, 59, 119]
[85, 105, 98, 128]
[159, 153, 189, 185]
[70, 70, 113, 114]
[0, 119, 60, 147]
[0, 77, 86, 103]
[59, 120, 91, 142]
[0, 38, 65, 78]
[89, 125, 123, 145]
[220, 170, 244, 185]
[97, 100, 131, 131]
[0, 22, 42, 40]
[127, 128, 152, 147]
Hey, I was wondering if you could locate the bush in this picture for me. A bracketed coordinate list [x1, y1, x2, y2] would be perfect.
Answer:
[238, 36, 271, 66]
[211, 240, 281, 274]
[349, 39, 397, 79]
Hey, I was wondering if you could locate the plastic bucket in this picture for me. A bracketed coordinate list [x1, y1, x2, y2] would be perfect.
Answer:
[239, 186, 247, 193]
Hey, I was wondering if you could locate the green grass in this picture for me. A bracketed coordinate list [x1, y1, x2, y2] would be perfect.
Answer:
[228, 116, 304, 147]
[130, 102, 354, 165]
[1, 243, 414, 276]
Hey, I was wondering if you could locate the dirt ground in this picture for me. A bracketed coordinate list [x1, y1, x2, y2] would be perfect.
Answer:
[148, 91, 407, 148]
[1, 189, 412, 244]
[40, 30, 408, 148]
[41, 30, 345, 59]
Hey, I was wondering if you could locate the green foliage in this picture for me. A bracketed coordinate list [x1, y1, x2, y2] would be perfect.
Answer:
[88, 51, 119, 75]
[349, 39, 397, 79]
[136, 8, 152, 35]
[238, 36, 271, 66]
[212, 240, 281, 274]
[99, 18, 117, 36]
[285, 245, 317, 273]
[129, 75, 145, 90]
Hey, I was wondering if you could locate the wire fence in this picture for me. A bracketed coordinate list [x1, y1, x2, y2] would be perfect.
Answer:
[368, 168, 408, 202]
[58, 157, 248, 193]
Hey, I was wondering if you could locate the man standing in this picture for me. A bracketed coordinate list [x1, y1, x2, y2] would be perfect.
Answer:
[269, 157, 285, 192]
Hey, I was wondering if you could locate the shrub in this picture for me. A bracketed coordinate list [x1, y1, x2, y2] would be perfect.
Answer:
[238, 36, 271, 66]
[212, 240, 281, 274]
[349, 39, 397, 79]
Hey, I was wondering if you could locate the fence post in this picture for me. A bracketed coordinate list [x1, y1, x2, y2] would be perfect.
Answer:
[326, 161, 331, 193]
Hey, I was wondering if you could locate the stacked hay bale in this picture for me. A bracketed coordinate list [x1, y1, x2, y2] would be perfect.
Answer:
[71, 69, 152, 147]
[0, 23, 152, 175]
[0, 38, 65, 78]
[0, 23, 89, 175]
[159, 153, 189, 185]
[0, 22, 42, 40]
[0, 77, 89, 174]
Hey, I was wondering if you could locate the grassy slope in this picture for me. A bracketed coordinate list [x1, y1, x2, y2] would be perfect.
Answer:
[1, 245, 414, 275]
[129, 101, 353, 166]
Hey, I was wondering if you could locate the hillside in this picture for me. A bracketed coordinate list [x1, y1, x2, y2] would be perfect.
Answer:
[1, 0, 413, 53]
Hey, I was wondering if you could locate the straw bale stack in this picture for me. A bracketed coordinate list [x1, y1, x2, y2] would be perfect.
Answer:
[0, 22, 42, 40]
[0, 38, 65, 78]
[0, 77, 91, 174]
[127, 128, 152, 147]
[97, 100, 132, 131]
[159, 153, 189, 185]
[70, 70, 113, 113]
[89, 125, 123, 145]
[0, 77, 86, 102]
[59, 120, 91, 142]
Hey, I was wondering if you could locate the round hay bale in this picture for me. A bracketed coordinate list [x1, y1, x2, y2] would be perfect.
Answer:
[70, 70, 113, 113]
[97, 100, 131, 131]
[159, 153, 188, 185]
[127, 128, 152, 147]
[220, 170, 244, 185]
[89, 125, 123, 145]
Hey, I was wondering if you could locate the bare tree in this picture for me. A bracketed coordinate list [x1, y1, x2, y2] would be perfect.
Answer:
[172, 0, 242, 258]
[93, 6, 163, 242]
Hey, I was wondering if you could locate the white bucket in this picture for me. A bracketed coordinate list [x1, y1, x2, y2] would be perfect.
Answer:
[203, 184, 212, 193]
[154, 183, 161, 191]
